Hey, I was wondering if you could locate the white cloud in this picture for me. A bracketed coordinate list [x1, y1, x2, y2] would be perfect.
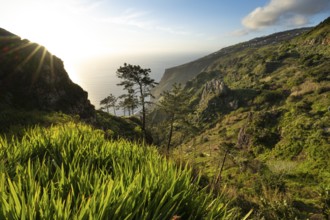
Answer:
[96, 9, 155, 30]
[66, 0, 105, 14]
[155, 26, 190, 35]
[96, 9, 194, 37]
[230, 28, 251, 37]
[242, 0, 330, 30]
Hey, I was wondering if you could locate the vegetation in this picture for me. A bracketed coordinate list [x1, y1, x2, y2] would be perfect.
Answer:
[93, 110, 147, 142]
[150, 18, 330, 219]
[117, 88, 139, 116]
[0, 123, 234, 219]
[100, 94, 117, 115]
[116, 63, 158, 138]
[157, 83, 192, 152]
[1, 17, 329, 220]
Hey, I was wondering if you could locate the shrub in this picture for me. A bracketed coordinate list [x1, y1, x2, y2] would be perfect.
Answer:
[254, 90, 285, 106]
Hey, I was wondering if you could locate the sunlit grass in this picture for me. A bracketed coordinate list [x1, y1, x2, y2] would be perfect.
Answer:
[0, 123, 233, 219]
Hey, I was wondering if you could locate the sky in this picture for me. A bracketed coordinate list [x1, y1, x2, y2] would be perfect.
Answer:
[0, 0, 329, 107]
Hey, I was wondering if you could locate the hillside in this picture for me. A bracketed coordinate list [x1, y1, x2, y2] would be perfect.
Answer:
[152, 27, 311, 99]
[0, 28, 148, 142]
[0, 28, 234, 219]
[1, 17, 329, 219]
[151, 17, 330, 219]
[0, 28, 94, 118]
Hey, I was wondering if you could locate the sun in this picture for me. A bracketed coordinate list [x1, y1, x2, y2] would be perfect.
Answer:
[23, 14, 85, 84]
[1, 0, 129, 87]
[20, 7, 85, 58]
[4, 0, 101, 84]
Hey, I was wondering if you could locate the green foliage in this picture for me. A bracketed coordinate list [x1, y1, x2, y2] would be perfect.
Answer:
[159, 18, 330, 218]
[253, 90, 286, 106]
[100, 93, 117, 114]
[116, 63, 158, 134]
[94, 110, 145, 142]
[0, 123, 233, 219]
[254, 186, 298, 219]
[275, 109, 330, 163]
[155, 83, 196, 150]
[0, 109, 146, 143]
[0, 109, 76, 135]
[118, 88, 139, 116]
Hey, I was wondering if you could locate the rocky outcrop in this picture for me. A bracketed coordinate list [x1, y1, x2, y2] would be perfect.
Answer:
[305, 37, 330, 45]
[198, 79, 238, 123]
[0, 28, 94, 118]
[200, 79, 229, 104]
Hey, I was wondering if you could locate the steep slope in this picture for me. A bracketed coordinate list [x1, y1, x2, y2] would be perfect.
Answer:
[151, 17, 330, 218]
[0, 28, 94, 118]
[0, 28, 149, 142]
[296, 16, 330, 45]
[153, 27, 311, 98]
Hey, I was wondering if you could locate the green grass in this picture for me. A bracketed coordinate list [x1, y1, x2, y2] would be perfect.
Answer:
[0, 123, 234, 219]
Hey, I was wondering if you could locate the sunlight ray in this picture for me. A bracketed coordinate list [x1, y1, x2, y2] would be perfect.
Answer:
[33, 47, 48, 84]
[50, 53, 55, 80]
[2, 41, 33, 56]
[17, 44, 42, 70]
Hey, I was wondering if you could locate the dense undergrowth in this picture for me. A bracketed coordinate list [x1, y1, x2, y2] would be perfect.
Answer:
[0, 109, 146, 142]
[0, 122, 234, 219]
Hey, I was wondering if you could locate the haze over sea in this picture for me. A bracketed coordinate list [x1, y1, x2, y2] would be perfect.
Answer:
[74, 52, 207, 109]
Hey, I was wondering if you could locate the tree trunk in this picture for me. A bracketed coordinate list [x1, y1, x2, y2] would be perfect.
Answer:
[166, 115, 175, 154]
[139, 84, 146, 139]
[215, 149, 228, 186]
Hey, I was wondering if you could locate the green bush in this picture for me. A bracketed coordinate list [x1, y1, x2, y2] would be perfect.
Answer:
[254, 90, 285, 106]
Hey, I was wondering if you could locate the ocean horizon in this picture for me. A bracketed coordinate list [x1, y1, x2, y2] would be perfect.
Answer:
[71, 52, 208, 110]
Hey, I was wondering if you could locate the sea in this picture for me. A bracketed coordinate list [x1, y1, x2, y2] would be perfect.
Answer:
[70, 52, 207, 110]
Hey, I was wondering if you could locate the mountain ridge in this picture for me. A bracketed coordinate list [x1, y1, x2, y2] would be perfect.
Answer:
[153, 27, 312, 98]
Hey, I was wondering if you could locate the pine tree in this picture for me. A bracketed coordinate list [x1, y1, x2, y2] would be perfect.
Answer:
[116, 63, 157, 137]
[158, 83, 191, 153]
[100, 94, 117, 115]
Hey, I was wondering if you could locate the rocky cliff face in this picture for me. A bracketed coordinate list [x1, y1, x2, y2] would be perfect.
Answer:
[152, 56, 215, 99]
[0, 28, 94, 118]
[200, 79, 229, 103]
